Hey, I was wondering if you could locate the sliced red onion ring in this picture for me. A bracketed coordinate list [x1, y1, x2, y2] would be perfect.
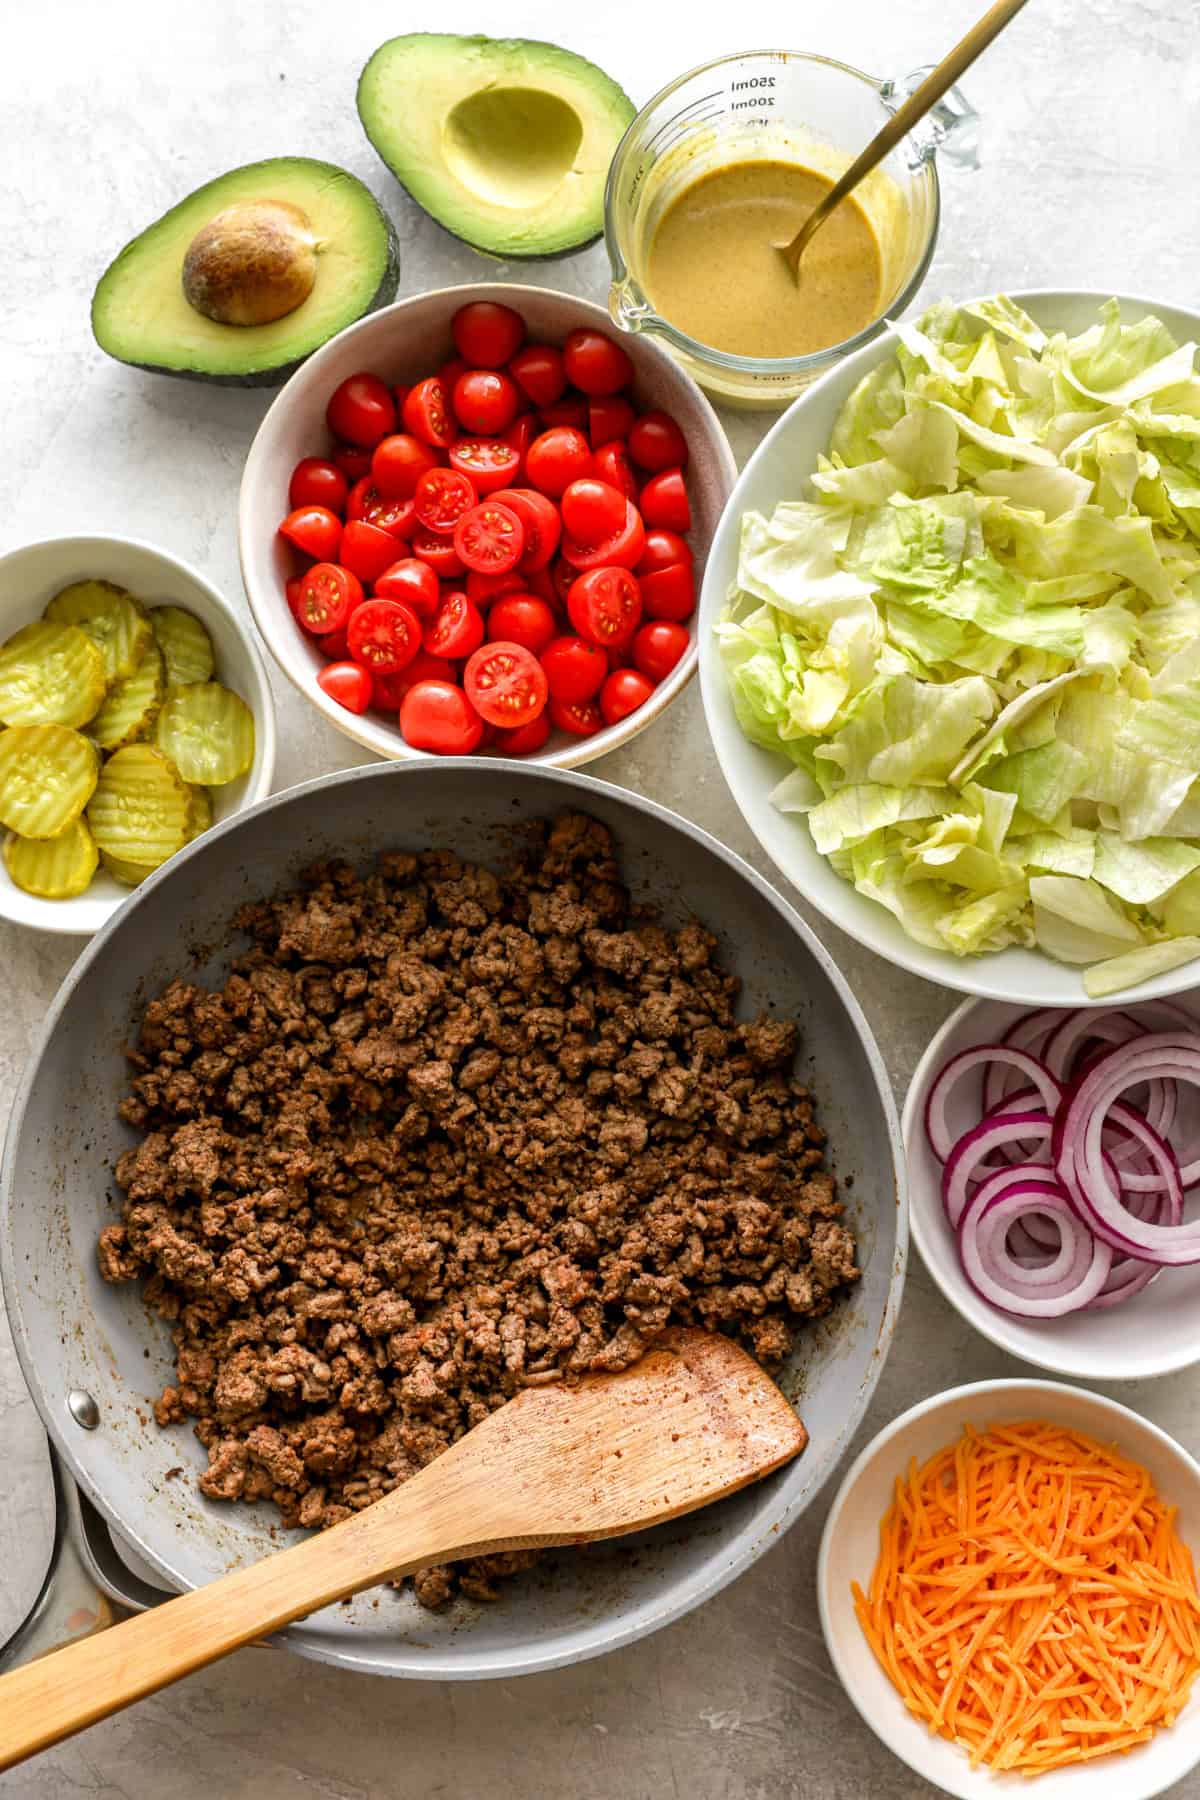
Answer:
[982, 1008, 1063, 1116]
[1090, 1253, 1161, 1308]
[926, 1047, 1061, 1165]
[958, 1181, 1112, 1316]
[943, 1134, 1055, 1230]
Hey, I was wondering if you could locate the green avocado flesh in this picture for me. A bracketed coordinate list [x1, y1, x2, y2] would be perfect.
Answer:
[91, 157, 400, 385]
[357, 34, 636, 258]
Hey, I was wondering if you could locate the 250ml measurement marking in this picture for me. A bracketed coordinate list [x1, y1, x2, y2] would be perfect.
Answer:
[731, 76, 775, 90]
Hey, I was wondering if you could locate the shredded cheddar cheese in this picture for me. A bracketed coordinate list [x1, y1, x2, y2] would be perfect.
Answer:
[853, 1421, 1200, 1775]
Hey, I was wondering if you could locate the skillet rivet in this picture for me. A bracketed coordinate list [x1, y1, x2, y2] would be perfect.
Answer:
[68, 1389, 100, 1430]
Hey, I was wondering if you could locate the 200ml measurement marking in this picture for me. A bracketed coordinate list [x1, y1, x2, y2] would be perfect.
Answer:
[731, 95, 775, 109]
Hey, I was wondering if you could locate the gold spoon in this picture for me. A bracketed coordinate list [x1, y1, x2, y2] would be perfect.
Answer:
[778, 0, 1031, 284]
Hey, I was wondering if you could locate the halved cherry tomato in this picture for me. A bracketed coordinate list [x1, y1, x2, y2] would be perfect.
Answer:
[488, 487, 561, 572]
[588, 396, 637, 448]
[567, 566, 642, 648]
[549, 694, 603, 736]
[466, 568, 525, 605]
[560, 478, 627, 546]
[331, 443, 373, 482]
[452, 370, 520, 435]
[537, 393, 588, 431]
[347, 479, 417, 538]
[278, 505, 342, 562]
[464, 641, 548, 728]
[297, 563, 362, 635]
[400, 680, 484, 754]
[340, 519, 404, 586]
[373, 651, 454, 710]
[493, 711, 552, 756]
[508, 343, 567, 409]
[448, 438, 520, 495]
[327, 373, 396, 448]
[599, 668, 654, 726]
[374, 557, 440, 618]
[592, 441, 639, 501]
[318, 661, 374, 714]
[372, 433, 442, 500]
[413, 467, 477, 535]
[640, 467, 691, 532]
[289, 458, 348, 514]
[487, 594, 557, 656]
[640, 561, 696, 622]
[453, 500, 524, 574]
[501, 416, 535, 479]
[423, 591, 484, 660]
[526, 427, 592, 497]
[637, 527, 693, 574]
[628, 410, 688, 472]
[561, 500, 645, 572]
[347, 598, 421, 673]
[633, 620, 690, 682]
[540, 635, 606, 702]
[563, 328, 634, 397]
[411, 529, 465, 578]
[452, 301, 525, 368]
[551, 556, 577, 608]
[402, 377, 458, 449]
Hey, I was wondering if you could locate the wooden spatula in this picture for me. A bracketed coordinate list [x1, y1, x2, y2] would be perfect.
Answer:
[0, 1328, 805, 1769]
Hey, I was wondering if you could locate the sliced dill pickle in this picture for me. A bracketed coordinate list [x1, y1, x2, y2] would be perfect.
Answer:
[154, 682, 255, 785]
[45, 580, 150, 682]
[150, 605, 214, 688]
[0, 622, 107, 728]
[100, 851, 158, 887]
[90, 642, 164, 751]
[87, 744, 191, 864]
[185, 784, 213, 840]
[4, 817, 99, 898]
[0, 725, 99, 838]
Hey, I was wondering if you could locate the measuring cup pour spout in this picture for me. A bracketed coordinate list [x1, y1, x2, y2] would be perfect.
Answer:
[608, 277, 656, 336]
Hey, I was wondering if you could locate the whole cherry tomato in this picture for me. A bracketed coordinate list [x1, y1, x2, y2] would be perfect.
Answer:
[563, 328, 634, 397]
[326, 372, 396, 448]
[508, 344, 567, 409]
[372, 433, 442, 501]
[540, 635, 606, 703]
[400, 680, 484, 754]
[289, 458, 348, 514]
[628, 410, 688, 473]
[599, 667, 654, 726]
[451, 301, 525, 368]
[632, 620, 690, 682]
[487, 593, 558, 656]
[318, 661, 374, 714]
[453, 369, 521, 435]
[639, 467, 691, 532]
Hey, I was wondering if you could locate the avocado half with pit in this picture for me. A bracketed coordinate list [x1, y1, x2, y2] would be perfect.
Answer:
[357, 34, 635, 259]
[91, 157, 400, 385]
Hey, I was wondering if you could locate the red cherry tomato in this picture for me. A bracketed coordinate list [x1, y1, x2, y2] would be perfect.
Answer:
[392, 383, 411, 415]
[448, 438, 521, 495]
[561, 500, 645, 572]
[592, 441, 639, 501]
[400, 680, 484, 754]
[540, 635, 607, 703]
[373, 651, 454, 710]
[410, 529, 465, 578]
[296, 563, 362, 635]
[453, 500, 524, 574]
[563, 328, 634, 397]
[285, 575, 306, 620]
[340, 519, 404, 586]
[487, 594, 557, 656]
[637, 528, 693, 574]
[526, 427, 592, 498]
[289, 458, 349, 514]
[437, 356, 469, 392]
[464, 641, 549, 729]
[549, 694, 603, 736]
[423, 590, 485, 660]
[588, 396, 637, 448]
[523, 563, 559, 607]
[628, 410, 688, 473]
[560, 478, 627, 546]
[599, 668, 654, 726]
[278, 505, 342, 562]
[326, 373, 396, 448]
[452, 370, 520, 435]
[373, 557, 440, 619]
[347, 598, 421, 673]
[346, 479, 416, 537]
[501, 416, 535, 478]
[487, 486, 561, 572]
[371, 433, 441, 501]
[492, 711, 552, 756]
[466, 568, 526, 605]
[640, 561, 696, 622]
[508, 343, 567, 409]
[402, 377, 458, 449]
[331, 443, 373, 482]
[413, 467, 477, 535]
[567, 566, 642, 648]
[321, 625, 350, 661]
[451, 302, 525, 369]
[633, 620, 690, 682]
[640, 467, 691, 532]
[537, 393, 588, 431]
[318, 661, 374, 714]
[550, 556, 577, 608]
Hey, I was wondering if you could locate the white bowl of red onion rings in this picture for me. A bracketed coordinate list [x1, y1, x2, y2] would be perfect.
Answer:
[903, 995, 1200, 1380]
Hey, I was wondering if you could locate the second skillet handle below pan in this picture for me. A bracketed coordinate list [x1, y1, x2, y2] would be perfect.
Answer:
[0, 1448, 121, 1676]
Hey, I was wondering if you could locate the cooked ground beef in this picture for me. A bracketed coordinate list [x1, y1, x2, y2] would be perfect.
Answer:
[99, 812, 858, 1608]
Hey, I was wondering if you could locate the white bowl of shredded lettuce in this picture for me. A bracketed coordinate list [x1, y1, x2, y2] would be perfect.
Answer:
[700, 291, 1200, 1004]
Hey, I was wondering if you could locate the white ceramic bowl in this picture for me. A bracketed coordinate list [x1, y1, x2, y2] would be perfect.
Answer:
[819, 1378, 1200, 1800]
[699, 290, 1200, 1007]
[904, 994, 1200, 1380]
[0, 534, 276, 935]
[239, 282, 736, 768]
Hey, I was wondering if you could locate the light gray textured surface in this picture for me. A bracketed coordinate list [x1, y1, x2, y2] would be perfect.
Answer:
[2, 0, 1198, 1792]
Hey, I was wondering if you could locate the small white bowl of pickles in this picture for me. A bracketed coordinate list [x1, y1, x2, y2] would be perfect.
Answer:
[0, 535, 275, 936]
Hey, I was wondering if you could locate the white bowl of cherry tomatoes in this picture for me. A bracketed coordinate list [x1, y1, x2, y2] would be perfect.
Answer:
[238, 284, 736, 761]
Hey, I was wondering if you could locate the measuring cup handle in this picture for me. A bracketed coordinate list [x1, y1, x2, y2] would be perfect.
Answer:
[881, 67, 980, 170]
[0, 1445, 119, 1673]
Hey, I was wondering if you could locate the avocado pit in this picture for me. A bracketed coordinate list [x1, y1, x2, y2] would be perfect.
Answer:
[181, 199, 318, 327]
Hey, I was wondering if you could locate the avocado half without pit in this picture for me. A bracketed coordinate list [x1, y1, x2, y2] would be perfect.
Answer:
[91, 157, 400, 384]
[357, 34, 636, 258]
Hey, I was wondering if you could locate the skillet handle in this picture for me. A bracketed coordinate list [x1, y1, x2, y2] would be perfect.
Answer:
[0, 1448, 119, 1674]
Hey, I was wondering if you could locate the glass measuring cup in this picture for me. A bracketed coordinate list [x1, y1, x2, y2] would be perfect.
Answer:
[605, 51, 979, 410]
